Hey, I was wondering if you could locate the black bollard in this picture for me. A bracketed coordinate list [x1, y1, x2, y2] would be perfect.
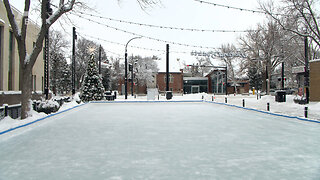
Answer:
[242, 99, 245, 107]
[225, 97, 227, 103]
[4, 104, 8, 117]
[304, 107, 308, 118]
[267, 103, 270, 111]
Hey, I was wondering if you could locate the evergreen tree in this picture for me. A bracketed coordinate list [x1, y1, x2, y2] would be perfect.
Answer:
[248, 63, 263, 90]
[80, 54, 105, 102]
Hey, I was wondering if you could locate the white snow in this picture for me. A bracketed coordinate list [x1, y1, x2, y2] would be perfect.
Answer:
[0, 91, 22, 95]
[0, 102, 320, 179]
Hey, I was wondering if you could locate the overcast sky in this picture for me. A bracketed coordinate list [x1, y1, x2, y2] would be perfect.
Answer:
[9, 0, 268, 71]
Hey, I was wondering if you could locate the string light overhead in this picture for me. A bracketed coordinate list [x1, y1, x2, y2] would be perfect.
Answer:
[75, 11, 252, 33]
[79, 32, 165, 53]
[78, 32, 193, 55]
[194, 0, 267, 14]
[74, 13, 220, 50]
[194, 0, 286, 17]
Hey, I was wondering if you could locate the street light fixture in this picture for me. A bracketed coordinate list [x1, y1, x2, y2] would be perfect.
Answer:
[125, 36, 142, 99]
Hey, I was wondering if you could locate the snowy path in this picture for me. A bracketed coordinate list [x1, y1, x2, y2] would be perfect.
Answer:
[0, 102, 320, 180]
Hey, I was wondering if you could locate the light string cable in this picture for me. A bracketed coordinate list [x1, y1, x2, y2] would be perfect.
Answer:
[78, 31, 165, 53]
[75, 11, 253, 33]
[194, 0, 284, 16]
[77, 33, 122, 57]
[73, 13, 220, 50]
[77, 31, 191, 54]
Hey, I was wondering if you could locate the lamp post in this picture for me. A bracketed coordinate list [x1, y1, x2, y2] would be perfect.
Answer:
[125, 37, 141, 99]
[304, 35, 309, 104]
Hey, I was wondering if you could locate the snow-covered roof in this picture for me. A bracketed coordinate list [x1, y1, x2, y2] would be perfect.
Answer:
[292, 66, 305, 74]
[0, 18, 5, 25]
[310, 59, 320, 63]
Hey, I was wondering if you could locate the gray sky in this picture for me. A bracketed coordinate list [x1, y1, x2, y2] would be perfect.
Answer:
[9, 0, 267, 71]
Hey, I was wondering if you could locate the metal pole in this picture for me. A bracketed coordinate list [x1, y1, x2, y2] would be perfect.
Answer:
[124, 52, 128, 99]
[131, 54, 134, 96]
[98, 45, 101, 74]
[44, 0, 52, 99]
[281, 61, 284, 90]
[72, 27, 76, 95]
[166, 44, 170, 91]
[304, 35, 309, 104]
[225, 66, 228, 95]
[266, 63, 268, 94]
[44, 31, 49, 99]
[124, 37, 141, 100]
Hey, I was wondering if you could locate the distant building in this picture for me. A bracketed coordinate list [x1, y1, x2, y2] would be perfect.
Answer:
[206, 69, 227, 95]
[183, 77, 208, 94]
[156, 71, 183, 93]
[310, 60, 320, 101]
[227, 79, 250, 94]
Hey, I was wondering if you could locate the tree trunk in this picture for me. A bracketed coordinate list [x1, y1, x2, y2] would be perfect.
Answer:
[21, 67, 32, 119]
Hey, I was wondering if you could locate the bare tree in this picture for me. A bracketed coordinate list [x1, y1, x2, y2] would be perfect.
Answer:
[260, 0, 320, 48]
[132, 55, 159, 88]
[3, 0, 78, 119]
[49, 30, 70, 95]
[3, 0, 157, 119]
[218, 44, 242, 93]
[239, 20, 286, 94]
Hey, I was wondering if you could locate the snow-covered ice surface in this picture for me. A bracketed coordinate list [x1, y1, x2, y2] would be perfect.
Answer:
[1, 102, 320, 180]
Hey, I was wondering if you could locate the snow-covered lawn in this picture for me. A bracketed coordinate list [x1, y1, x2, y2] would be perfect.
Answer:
[1, 102, 320, 179]
[116, 93, 320, 120]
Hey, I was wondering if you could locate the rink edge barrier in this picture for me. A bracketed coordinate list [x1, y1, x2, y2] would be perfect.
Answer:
[0, 103, 87, 135]
[204, 100, 320, 124]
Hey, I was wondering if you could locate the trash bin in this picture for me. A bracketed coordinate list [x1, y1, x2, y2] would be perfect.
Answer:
[275, 90, 286, 102]
[105, 91, 112, 96]
[166, 91, 173, 100]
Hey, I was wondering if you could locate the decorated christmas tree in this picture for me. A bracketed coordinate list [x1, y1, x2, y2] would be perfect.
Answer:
[80, 53, 105, 102]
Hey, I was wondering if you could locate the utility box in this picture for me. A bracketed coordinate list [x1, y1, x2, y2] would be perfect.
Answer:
[147, 88, 158, 101]
[275, 90, 286, 102]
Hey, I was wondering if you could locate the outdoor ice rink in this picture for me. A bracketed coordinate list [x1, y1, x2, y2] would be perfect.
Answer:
[1, 102, 320, 180]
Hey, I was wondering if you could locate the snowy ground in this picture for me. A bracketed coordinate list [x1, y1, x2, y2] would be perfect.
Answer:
[116, 93, 320, 120]
[1, 102, 320, 179]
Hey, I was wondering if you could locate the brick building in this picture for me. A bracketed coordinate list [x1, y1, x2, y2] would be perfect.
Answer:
[156, 71, 183, 93]
[227, 79, 250, 94]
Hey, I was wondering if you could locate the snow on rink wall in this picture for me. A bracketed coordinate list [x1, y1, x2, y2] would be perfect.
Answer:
[1, 101, 320, 179]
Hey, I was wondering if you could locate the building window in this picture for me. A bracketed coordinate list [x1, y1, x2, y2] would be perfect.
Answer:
[33, 75, 36, 91]
[164, 74, 174, 83]
[8, 31, 15, 91]
[0, 26, 3, 90]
